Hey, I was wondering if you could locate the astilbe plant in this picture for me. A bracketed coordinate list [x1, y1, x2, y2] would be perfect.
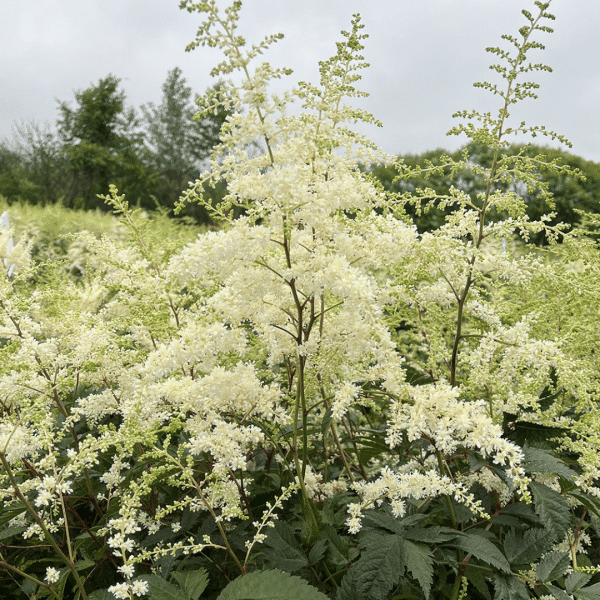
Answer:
[1, 1, 600, 599]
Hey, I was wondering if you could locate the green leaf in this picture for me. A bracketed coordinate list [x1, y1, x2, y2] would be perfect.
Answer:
[403, 540, 433, 600]
[530, 481, 571, 541]
[89, 591, 115, 600]
[181, 507, 201, 532]
[504, 528, 553, 564]
[321, 408, 333, 439]
[0, 506, 26, 529]
[353, 532, 406, 600]
[568, 491, 600, 518]
[492, 573, 530, 600]
[139, 574, 188, 600]
[536, 551, 570, 583]
[447, 532, 510, 573]
[0, 525, 26, 541]
[216, 569, 329, 600]
[575, 584, 600, 600]
[320, 524, 350, 566]
[566, 571, 593, 593]
[263, 521, 309, 573]
[362, 510, 427, 535]
[544, 584, 573, 600]
[336, 567, 359, 600]
[75, 559, 96, 571]
[403, 526, 459, 544]
[500, 502, 541, 525]
[464, 565, 491, 600]
[523, 446, 577, 481]
[308, 538, 328, 566]
[172, 569, 209, 600]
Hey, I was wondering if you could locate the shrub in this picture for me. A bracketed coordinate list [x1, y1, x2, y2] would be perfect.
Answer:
[1, 2, 600, 599]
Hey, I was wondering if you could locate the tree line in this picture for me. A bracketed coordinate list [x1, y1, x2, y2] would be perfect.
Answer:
[1, 70, 599, 234]
[0, 68, 228, 221]
[370, 143, 600, 243]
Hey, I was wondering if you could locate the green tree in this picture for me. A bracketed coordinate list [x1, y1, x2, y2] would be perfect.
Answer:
[57, 74, 156, 210]
[0, 121, 68, 205]
[142, 68, 229, 220]
[370, 143, 600, 243]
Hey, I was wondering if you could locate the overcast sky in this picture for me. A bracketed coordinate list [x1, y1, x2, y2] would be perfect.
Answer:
[1, 0, 599, 162]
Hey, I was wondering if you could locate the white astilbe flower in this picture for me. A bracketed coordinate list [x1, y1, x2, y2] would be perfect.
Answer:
[0, 422, 41, 464]
[45, 567, 60, 584]
[294, 464, 348, 500]
[386, 383, 525, 476]
[460, 468, 512, 504]
[344, 383, 530, 532]
[347, 466, 487, 534]
[331, 383, 361, 421]
[108, 582, 131, 600]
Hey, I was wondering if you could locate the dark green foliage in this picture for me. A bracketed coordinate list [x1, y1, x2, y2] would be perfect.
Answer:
[216, 570, 329, 600]
[529, 481, 572, 541]
[0, 71, 227, 221]
[141, 69, 229, 221]
[56, 74, 157, 209]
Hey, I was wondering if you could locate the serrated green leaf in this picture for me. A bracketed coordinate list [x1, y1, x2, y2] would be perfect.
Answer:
[490, 515, 523, 527]
[493, 573, 530, 600]
[181, 507, 201, 532]
[447, 532, 510, 573]
[336, 567, 359, 600]
[530, 481, 571, 541]
[320, 524, 350, 566]
[566, 571, 593, 593]
[504, 528, 553, 564]
[500, 502, 540, 524]
[172, 568, 209, 600]
[536, 551, 570, 583]
[217, 569, 329, 600]
[139, 574, 188, 600]
[403, 526, 460, 544]
[75, 559, 96, 571]
[353, 532, 406, 600]
[404, 540, 433, 600]
[568, 491, 600, 518]
[464, 565, 492, 600]
[362, 509, 427, 536]
[0, 525, 26, 541]
[0, 506, 26, 529]
[544, 584, 573, 600]
[523, 446, 577, 481]
[308, 538, 327, 566]
[88, 591, 115, 600]
[575, 583, 600, 600]
[263, 521, 309, 573]
[321, 408, 333, 439]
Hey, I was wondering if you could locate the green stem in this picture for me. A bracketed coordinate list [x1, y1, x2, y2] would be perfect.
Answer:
[0, 452, 89, 600]
[436, 451, 458, 528]
[0, 553, 61, 600]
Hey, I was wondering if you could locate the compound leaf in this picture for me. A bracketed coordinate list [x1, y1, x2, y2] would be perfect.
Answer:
[530, 481, 571, 541]
[217, 569, 328, 600]
[448, 532, 510, 573]
[353, 532, 406, 600]
[404, 540, 433, 600]
[536, 551, 570, 583]
[172, 568, 209, 600]
[504, 527, 553, 564]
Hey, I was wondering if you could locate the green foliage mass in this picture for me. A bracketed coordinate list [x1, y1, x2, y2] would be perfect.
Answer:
[0, 70, 228, 220]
